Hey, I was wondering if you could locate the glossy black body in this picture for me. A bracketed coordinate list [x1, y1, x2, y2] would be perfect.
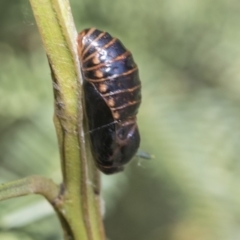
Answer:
[77, 28, 141, 174]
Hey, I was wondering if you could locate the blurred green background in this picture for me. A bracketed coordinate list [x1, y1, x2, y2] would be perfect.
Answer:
[1, 0, 240, 239]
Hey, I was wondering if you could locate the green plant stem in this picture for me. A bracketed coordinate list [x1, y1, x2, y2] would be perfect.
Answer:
[0, 175, 59, 203]
[29, 0, 105, 240]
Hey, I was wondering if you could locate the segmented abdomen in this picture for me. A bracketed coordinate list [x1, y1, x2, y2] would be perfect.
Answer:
[77, 28, 141, 174]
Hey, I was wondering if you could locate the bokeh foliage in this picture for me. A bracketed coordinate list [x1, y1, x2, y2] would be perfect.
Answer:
[1, 0, 240, 239]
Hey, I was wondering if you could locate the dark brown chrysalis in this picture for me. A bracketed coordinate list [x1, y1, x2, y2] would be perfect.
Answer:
[77, 28, 141, 174]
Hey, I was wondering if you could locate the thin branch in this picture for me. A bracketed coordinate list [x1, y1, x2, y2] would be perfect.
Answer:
[0, 175, 59, 203]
